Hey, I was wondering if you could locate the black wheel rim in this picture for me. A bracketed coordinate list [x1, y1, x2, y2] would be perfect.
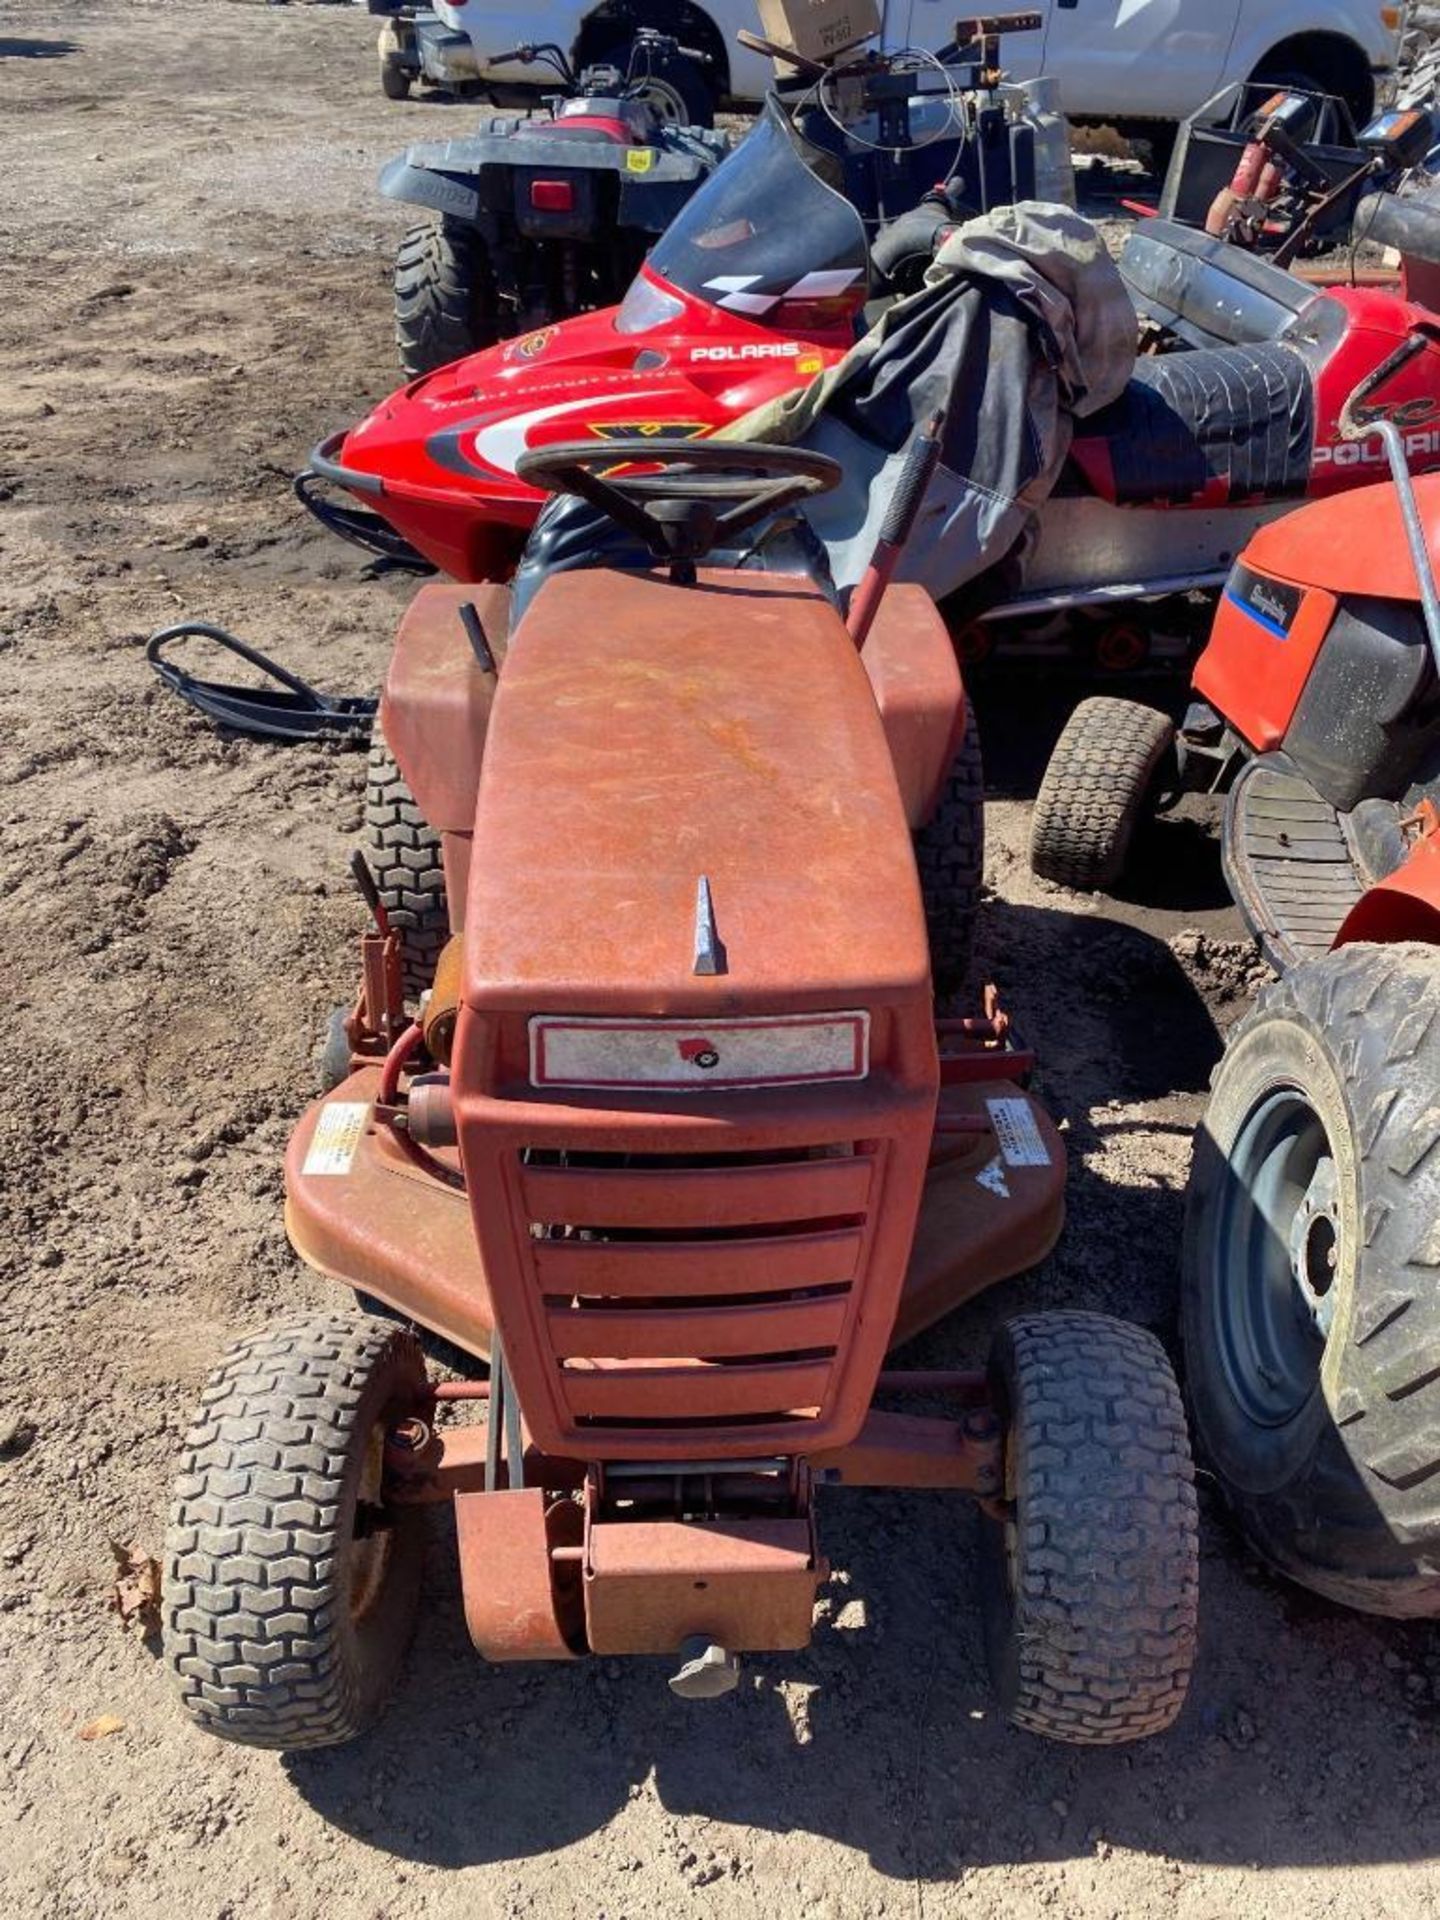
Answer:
[1211, 1087, 1342, 1426]
[632, 76, 689, 125]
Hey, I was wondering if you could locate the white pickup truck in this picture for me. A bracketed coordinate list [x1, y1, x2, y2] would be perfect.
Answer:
[416, 1, 1399, 132]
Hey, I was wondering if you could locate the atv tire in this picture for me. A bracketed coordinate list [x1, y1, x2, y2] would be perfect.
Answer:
[395, 219, 501, 380]
[1183, 942, 1440, 1617]
[366, 718, 448, 1000]
[979, 1312, 1199, 1745]
[163, 1313, 428, 1750]
[1029, 696, 1175, 892]
[916, 702, 985, 996]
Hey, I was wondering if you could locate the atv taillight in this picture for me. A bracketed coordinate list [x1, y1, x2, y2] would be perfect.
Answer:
[531, 180, 575, 213]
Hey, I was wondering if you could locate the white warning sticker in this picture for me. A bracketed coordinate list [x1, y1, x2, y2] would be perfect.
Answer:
[976, 1157, 1011, 1200]
[303, 1102, 370, 1177]
[986, 1098, 1051, 1169]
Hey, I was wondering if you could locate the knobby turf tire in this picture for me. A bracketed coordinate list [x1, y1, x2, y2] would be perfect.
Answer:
[163, 1313, 429, 1750]
[916, 701, 985, 997]
[1029, 697, 1175, 892]
[1183, 941, 1440, 1616]
[365, 717, 448, 1001]
[980, 1311, 1199, 1745]
[394, 219, 500, 380]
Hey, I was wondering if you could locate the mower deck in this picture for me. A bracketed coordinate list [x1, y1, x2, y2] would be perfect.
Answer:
[285, 1064, 1065, 1365]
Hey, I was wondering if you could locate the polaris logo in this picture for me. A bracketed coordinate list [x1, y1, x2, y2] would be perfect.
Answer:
[1314, 427, 1440, 469]
[690, 342, 807, 361]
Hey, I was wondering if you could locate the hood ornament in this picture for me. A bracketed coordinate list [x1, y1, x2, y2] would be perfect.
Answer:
[692, 876, 726, 977]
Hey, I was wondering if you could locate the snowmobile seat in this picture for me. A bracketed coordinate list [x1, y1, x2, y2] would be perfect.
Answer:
[1066, 343, 1315, 508]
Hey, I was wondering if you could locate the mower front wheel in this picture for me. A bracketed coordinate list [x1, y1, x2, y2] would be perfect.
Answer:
[980, 1311, 1199, 1745]
[366, 717, 448, 1001]
[1183, 942, 1440, 1616]
[394, 220, 501, 380]
[915, 702, 985, 997]
[164, 1313, 429, 1750]
[1029, 697, 1175, 892]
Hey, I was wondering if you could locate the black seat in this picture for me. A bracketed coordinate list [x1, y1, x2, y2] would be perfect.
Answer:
[1067, 343, 1315, 507]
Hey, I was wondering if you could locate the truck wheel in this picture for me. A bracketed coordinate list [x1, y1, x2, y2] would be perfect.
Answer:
[163, 1314, 428, 1750]
[1183, 942, 1440, 1617]
[378, 25, 412, 101]
[916, 702, 985, 997]
[979, 1312, 1199, 1745]
[600, 39, 714, 127]
[366, 718, 448, 1000]
[394, 220, 500, 380]
[1029, 696, 1174, 892]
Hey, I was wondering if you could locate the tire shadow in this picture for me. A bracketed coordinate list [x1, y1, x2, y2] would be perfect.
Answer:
[0, 37, 80, 59]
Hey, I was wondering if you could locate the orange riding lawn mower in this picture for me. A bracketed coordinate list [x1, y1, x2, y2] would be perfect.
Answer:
[162, 431, 1201, 1752]
[1030, 351, 1440, 1619]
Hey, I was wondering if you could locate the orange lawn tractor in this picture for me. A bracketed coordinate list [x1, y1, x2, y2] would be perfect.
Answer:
[163, 437, 1199, 1750]
[1029, 347, 1440, 1616]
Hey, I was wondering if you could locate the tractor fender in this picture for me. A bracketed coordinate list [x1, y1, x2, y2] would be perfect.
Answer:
[379, 154, 481, 224]
[1334, 823, 1440, 949]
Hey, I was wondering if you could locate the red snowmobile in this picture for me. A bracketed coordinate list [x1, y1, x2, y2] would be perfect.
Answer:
[302, 91, 1440, 668]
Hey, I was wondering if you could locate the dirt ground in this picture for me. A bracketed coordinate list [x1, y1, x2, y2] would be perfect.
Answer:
[1, 4, 1438, 1917]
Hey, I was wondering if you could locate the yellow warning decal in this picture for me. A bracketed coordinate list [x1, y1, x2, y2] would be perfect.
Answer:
[303, 1102, 369, 1177]
[626, 148, 656, 173]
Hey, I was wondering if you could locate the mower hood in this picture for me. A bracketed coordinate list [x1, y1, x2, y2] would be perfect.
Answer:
[461, 569, 931, 1018]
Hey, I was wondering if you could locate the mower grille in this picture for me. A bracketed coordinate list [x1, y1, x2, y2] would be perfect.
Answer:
[520, 1142, 879, 1443]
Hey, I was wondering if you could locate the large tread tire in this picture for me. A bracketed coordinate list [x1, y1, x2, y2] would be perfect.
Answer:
[1183, 942, 1440, 1617]
[598, 38, 715, 127]
[916, 702, 985, 997]
[366, 718, 448, 1001]
[394, 220, 500, 380]
[378, 25, 412, 101]
[980, 1311, 1199, 1746]
[163, 1314, 428, 1751]
[1029, 697, 1174, 893]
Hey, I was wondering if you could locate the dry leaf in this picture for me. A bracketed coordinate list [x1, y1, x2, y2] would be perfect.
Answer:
[78, 1715, 125, 1742]
[107, 1540, 162, 1637]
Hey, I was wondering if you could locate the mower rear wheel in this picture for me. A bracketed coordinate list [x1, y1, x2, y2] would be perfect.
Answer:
[980, 1311, 1199, 1745]
[1183, 942, 1440, 1616]
[394, 220, 501, 380]
[163, 1313, 428, 1750]
[1029, 697, 1175, 892]
[366, 718, 448, 1001]
[915, 702, 985, 996]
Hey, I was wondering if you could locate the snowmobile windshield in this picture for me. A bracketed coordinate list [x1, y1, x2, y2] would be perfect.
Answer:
[638, 97, 870, 327]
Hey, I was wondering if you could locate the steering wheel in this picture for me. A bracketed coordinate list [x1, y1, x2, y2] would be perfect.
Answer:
[514, 438, 842, 573]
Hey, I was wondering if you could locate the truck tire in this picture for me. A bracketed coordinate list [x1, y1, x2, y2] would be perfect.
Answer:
[979, 1312, 1199, 1745]
[915, 702, 985, 997]
[1183, 942, 1440, 1617]
[378, 25, 412, 101]
[163, 1314, 428, 1750]
[366, 718, 448, 1000]
[1251, 51, 1372, 140]
[599, 38, 714, 127]
[394, 220, 500, 380]
[1029, 696, 1175, 892]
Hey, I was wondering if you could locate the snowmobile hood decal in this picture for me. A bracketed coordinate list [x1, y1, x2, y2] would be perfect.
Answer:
[428, 391, 674, 479]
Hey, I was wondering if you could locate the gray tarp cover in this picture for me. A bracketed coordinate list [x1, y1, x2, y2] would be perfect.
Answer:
[721, 201, 1137, 602]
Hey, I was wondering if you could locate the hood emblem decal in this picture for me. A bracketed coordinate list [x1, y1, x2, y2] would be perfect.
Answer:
[692, 876, 726, 977]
